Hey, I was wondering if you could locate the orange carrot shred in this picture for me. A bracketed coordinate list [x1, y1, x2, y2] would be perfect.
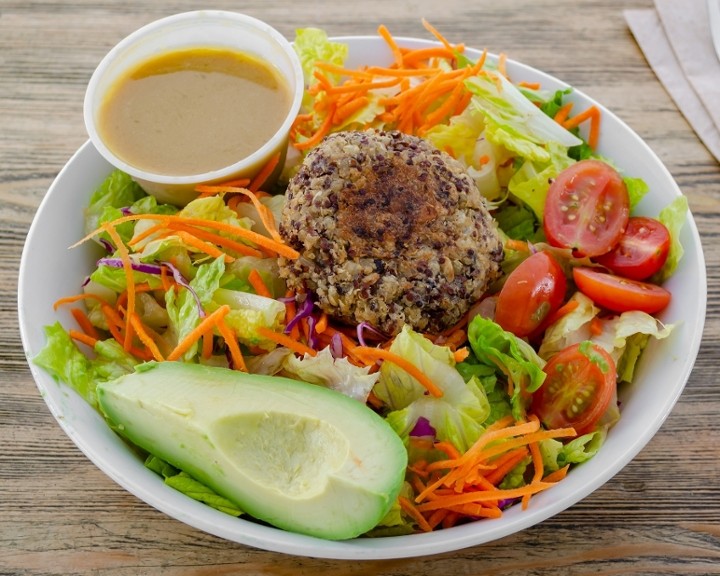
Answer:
[129, 313, 164, 362]
[167, 305, 230, 362]
[102, 223, 135, 351]
[70, 307, 99, 340]
[256, 326, 317, 357]
[378, 24, 404, 67]
[248, 269, 272, 298]
[216, 317, 248, 372]
[249, 152, 281, 192]
[68, 329, 98, 349]
[398, 496, 433, 533]
[353, 346, 443, 398]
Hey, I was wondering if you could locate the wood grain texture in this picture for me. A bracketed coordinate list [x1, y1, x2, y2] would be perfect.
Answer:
[2, 0, 719, 574]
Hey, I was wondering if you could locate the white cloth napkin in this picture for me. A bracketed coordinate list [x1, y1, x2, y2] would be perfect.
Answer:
[625, 0, 720, 162]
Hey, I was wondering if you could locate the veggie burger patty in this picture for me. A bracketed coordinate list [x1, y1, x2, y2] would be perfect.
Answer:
[278, 129, 504, 336]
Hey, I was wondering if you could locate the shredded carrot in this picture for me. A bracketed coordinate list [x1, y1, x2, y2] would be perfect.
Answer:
[216, 317, 248, 371]
[68, 329, 98, 349]
[518, 81, 541, 90]
[314, 312, 328, 334]
[416, 482, 556, 512]
[543, 464, 571, 483]
[542, 299, 580, 329]
[167, 221, 265, 258]
[294, 102, 337, 150]
[70, 307, 99, 340]
[167, 305, 230, 362]
[378, 24, 404, 67]
[590, 316, 604, 336]
[563, 104, 601, 149]
[256, 326, 317, 357]
[249, 152, 281, 192]
[504, 238, 531, 252]
[129, 313, 164, 362]
[434, 441, 461, 460]
[102, 223, 135, 351]
[174, 230, 233, 262]
[421, 18, 455, 51]
[553, 101, 574, 124]
[218, 177, 251, 188]
[453, 347, 470, 363]
[53, 292, 105, 310]
[398, 496, 433, 532]
[194, 185, 283, 243]
[497, 53, 508, 77]
[74, 213, 299, 260]
[522, 439, 545, 509]
[201, 330, 214, 360]
[248, 269, 272, 298]
[353, 346, 443, 398]
[483, 446, 530, 486]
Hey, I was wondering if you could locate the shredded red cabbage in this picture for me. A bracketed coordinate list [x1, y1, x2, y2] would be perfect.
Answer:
[409, 416, 436, 438]
[356, 321, 388, 347]
[96, 257, 205, 317]
[330, 332, 343, 358]
[284, 295, 314, 334]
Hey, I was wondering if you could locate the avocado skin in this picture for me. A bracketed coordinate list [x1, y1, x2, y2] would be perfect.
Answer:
[97, 361, 407, 540]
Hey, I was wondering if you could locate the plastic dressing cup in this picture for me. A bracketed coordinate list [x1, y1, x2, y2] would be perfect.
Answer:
[84, 10, 304, 205]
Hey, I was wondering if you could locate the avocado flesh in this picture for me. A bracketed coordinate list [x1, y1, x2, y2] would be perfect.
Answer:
[96, 361, 407, 540]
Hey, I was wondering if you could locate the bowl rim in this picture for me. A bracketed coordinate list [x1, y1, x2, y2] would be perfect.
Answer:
[19, 34, 707, 560]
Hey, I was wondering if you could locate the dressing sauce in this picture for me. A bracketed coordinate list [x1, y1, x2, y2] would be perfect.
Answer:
[98, 47, 291, 176]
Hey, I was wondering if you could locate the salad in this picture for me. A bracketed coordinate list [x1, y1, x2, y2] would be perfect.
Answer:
[35, 21, 687, 537]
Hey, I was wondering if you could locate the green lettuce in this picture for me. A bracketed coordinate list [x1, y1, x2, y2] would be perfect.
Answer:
[33, 322, 138, 408]
[375, 326, 492, 452]
[294, 28, 348, 83]
[165, 256, 226, 362]
[466, 315, 546, 420]
[465, 73, 582, 164]
[145, 455, 243, 516]
[538, 292, 674, 382]
[84, 170, 146, 236]
[213, 288, 285, 350]
[652, 195, 688, 283]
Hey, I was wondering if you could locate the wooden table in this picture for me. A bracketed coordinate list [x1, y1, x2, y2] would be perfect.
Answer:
[2, 0, 719, 574]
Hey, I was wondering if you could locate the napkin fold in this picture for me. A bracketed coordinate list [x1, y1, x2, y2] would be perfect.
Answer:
[625, 0, 720, 162]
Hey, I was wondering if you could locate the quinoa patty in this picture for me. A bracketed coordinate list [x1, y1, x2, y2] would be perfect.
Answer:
[278, 129, 504, 336]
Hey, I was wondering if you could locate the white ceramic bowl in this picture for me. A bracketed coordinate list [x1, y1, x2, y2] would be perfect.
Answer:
[19, 36, 706, 559]
[84, 11, 304, 205]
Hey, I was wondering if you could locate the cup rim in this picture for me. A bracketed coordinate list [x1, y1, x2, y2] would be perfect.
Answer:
[83, 10, 304, 187]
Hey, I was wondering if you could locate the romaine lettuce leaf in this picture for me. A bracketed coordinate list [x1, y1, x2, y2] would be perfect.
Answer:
[374, 326, 492, 452]
[33, 322, 138, 408]
[652, 195, 688, 283]
[465, 72, 582, 164]
[165, 256, 226, 361]
[466, 315, 546, 421]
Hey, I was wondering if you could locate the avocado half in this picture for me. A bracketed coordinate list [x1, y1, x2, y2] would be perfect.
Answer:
[97, 361, 407, 540]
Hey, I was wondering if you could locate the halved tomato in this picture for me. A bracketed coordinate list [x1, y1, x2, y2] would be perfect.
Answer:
[531, 341, 616, 435]
[595, 216, 670, 280]
[573, 266, 671, 314]
[494, 251, 567, 337]
[544, 159, 630, 258]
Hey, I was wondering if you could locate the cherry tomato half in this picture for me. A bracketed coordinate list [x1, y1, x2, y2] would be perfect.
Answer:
[531, 341, 616, 435]
[544, 159, 630, 258]
[495, 251, 567, 337]
[573, 266, 671, 314]
[595, 216, 670, 280]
